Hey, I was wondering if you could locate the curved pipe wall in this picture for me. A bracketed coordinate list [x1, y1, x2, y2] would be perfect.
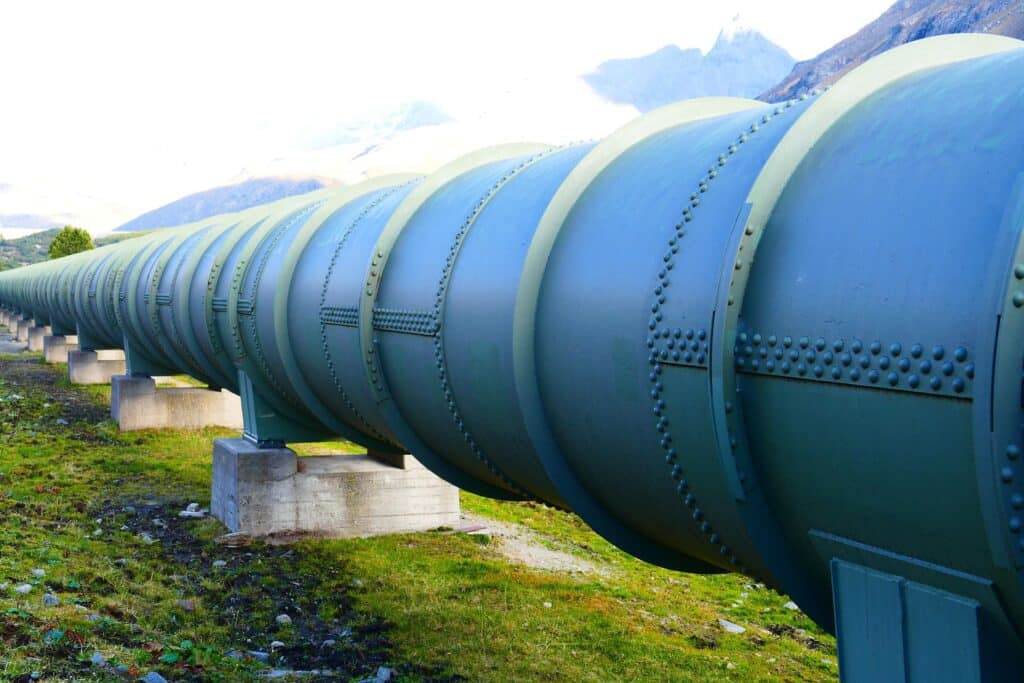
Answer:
[3, 35, 1024, 676]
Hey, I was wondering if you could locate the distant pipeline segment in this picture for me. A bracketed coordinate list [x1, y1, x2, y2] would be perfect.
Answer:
[2, 34, 1024, 682]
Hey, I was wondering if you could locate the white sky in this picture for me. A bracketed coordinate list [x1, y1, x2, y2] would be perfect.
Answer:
[0, 0, 893, 231]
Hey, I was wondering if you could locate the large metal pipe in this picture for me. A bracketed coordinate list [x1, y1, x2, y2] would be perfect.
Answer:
[2, 34, 1023, 681]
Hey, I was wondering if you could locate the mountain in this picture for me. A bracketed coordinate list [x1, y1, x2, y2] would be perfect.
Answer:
[114, 176, 335, 232]
[584, 18, 796, 112]
[0, 214, 61, 231]
[760, 0, 1024, 102]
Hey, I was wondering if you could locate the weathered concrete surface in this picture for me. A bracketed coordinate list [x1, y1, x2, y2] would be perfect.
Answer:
[15, 319, 31, 342]
[26, 325, 52, 352]
[43, 335, 79, 363]
[67, 349, 126, 385]
[110, 375, 243, 431]
[211, 438, 461, 538]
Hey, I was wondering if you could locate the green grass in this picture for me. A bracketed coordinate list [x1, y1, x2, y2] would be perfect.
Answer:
[0, 353, 837, 682]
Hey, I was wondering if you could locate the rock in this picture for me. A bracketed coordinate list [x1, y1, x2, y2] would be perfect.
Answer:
[55, 418, 69, 426]
[719, 619, 746, 634]
[14, 583, 32, 594]
[783, 600, 799, 610]
[90, 652, 106, 666]
[85, 614, 101, 622]
[726, 662, 737, 670]
[214, 532, 253, 547]
[141, 672, 168, 683]
[270, 640, 285, 650]
[375, 667, 395, 682]
[542, 601, 552, 608]
[275, 614, 292, 626]
[179, 503, 207, 519]
[225, 650, 244, 660]
[176, 599, 195, 612]
[139, 532, 156, 545]
[114, 558, 129, 566]
[212, 560, 227, 568]
[320, 639, 336, 648]
[42, 593, 60, 607]
[30, 568, 45, 578]
[247, 650, 271, 663]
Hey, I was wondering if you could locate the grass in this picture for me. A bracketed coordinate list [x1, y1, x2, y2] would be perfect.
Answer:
[0, 351, 837, 682]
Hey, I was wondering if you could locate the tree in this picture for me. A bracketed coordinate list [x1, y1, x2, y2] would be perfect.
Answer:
[48, 225, 94, 259]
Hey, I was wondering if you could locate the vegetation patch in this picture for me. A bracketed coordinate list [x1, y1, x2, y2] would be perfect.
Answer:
[0, 351, 837, 681]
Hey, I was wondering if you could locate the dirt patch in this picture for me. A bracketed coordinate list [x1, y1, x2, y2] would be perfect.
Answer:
[458, 512, 609, 576]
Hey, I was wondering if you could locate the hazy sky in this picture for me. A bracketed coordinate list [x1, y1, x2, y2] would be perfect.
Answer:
[0, 0, 893, 231]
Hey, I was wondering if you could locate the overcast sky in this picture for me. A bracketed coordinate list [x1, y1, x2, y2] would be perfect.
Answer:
[0, 0, 893, 231]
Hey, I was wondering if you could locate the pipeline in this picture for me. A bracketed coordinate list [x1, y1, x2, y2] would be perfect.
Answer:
[2, 34, 1023, 681]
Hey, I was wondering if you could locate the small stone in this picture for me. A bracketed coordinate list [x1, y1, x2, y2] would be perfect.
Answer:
[719, 619, 746, 634]
[179, 503, 207, 519]
[43, 593, 60, 607]
[375, 667, 395, 682]
[542, 601, 552, 608]
[90, 652, 106, 666]
[31, 568, 45, 578]
[247, 650, 271, 663]
[176, 599, 195, 612]
[116, 664, 130, 673]
[114, 558, 128, 566]
[783, 600, 799, 610]
[225, 650, 244, 660]
[85, 614, 101, 622]
[139, 533, 156, 545]
[141, 672, 168, 683]
[186, 503, 199, 512]
[14, 583, 32, 594]
[726, 662, 737, 670]
[212, 560, 227, 568]
[767, 657, 776, 664]
[320, 639, 336, 648]
[270, 640, 285, 650]
[275, 614, 292, 626]
[55, 418, 69, 426]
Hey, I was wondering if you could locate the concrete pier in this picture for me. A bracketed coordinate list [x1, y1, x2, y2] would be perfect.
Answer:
[15, 319, 31, 342]
[42, 335, 79, 363]
[67, 349, 127, 385]
[110, 374, 243, 431]
[211, 438, 461, 538]
[26, 325, 51, 352]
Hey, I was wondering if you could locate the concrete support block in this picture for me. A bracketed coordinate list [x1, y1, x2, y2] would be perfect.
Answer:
[43, 335, 79, 363]
[26, 325, 52, 352]
[110, 375, 243, 431]
[67, 349, 126, 385]
[15, 319, 31, 342]
[211, 438, 461, 538]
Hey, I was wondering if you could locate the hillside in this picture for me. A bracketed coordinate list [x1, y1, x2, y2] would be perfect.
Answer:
[585, 19, 795, 112]
[760, 0, 1024, 101]
[114, 176, 334, 233]
[0, 229, 138, 270]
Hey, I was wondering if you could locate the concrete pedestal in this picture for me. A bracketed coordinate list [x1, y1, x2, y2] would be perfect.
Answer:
[110, 375, 243, 431]
[15, 319, 31, 342]
[67, 349, 127, 384]
[26, 325, 51, 352]
[211, 438, 461, 538]
[43, 335, 78, 363]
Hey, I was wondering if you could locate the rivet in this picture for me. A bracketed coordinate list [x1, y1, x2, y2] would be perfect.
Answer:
[932, 345, 945, 361]
[1013, 493, 1024, 509]
[878, 357, 890, 370]
[887, 371, 899, 386]
[942, 361, 954, 376]
[830, 367, 841, 380]
[850, 368, 861, 381]
[870, 341, 882, 355]
[920, 360, 932, 374]
[954, 347, 968, 362]
[782, 336, 793, 348]
[868, 369, 879, 383]
[1003, 466, 1016, 483]
[1015, 264, 1024, 280]
[799, 337, 809, 349]
[851, 339, 863, 353]
[840, 352, 852, 366]
[907, 373, 920, 388]
[1009, 445, 1021, 460]
[797, 363, 807, 376]
[930, 376, 942, 390]
[814, 338, 826, 351]
[768, 335, 778, 346]
[910, 344, 923, 358]
[832, 339, 844, 352]
[889, 343, 902, 356]
[1014, 292, 1024, 308]
[812, 365, 823, 377]
[965, 363, 975, 379]
[952, 378, 965, 393]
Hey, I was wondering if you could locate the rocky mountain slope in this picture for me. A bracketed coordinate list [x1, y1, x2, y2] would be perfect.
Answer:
[761, 0, 1024, 102]
[113, 176, 333, 232]
[585, 19, 795, 112]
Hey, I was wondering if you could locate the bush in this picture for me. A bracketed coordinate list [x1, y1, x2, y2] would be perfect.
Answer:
[48, 225, 94, 259]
